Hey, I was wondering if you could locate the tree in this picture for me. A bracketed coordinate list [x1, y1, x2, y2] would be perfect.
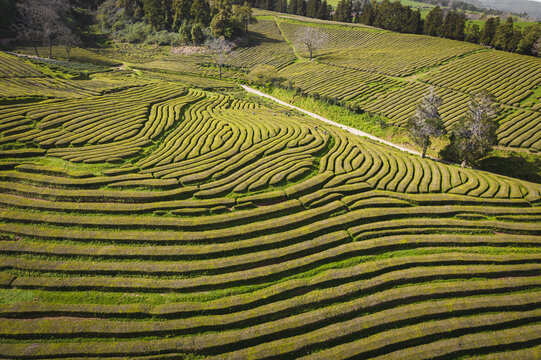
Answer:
[295, 26, 327, 61]
[517, 23, 541, 55]
[334, 0, 352, 22]
[316, 0, 330, 20]
[210, 0, 239, 38]
[287, 0, 297, 14]
[533, 36, 541, 56]
[15, 0, 71, 58]
[442, 9, 465, 41]
[306, 0, 319, 18]
[0, 0, 17, 38]
[190, 0, 211, 26]
[442, 91, 499, 167]
[172, 0, 193, 30]
[179, 21, 192, 44]
[480, 17, 499, 46]
[465, 23, 480, 43]
[275, 0, 287, 13]
[358, 0, 376, 26]
[118, 0, 144, 20]
[492, 17, 522, 52]
[57, 24, 81, 61]
[206, 36, 234, 79]
[424, 5, 443, 37]
[233, 2, 254, 34]
[406, 87, 445, 158]
[191, 22, 205, 44]
[296, 0, 306, 16]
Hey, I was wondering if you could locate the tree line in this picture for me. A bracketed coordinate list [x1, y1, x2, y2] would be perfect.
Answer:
[342, 0, 540, 56]
[247, 0, 541, 57]
[97, 0, 254, 43]
[414, 0, 504, 16]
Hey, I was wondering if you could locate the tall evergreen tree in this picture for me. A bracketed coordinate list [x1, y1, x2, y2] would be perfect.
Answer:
[296, 0, 306, 16]
[334, 0, 352, 22]
[274, 0, 287, 13]
[492, 17, 522, 52]
[442, 10, 456, 39]
[424, 5, 443, 37]
[373, 0, 392, 30]
[287, 0, 297, 14]
[358, 0, 376, 26]
[119, 0, 144, 20]
[316, 0, 330, 19]
[172, 0, 193, 30]
[465, 23, 480, 43]
[442, 10, 465, 40]
[479, 17, 499, 46]
[517, 23, 541, 55]
[143, 0, 165, 29]
[405, 8, 422, 34]
[306, 0, 319, 18]
[190, 0, 211, 26]
[452, 11, 466, 40]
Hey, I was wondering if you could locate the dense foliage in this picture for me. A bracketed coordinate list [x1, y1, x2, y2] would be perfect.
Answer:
[97, 0, 254, 42]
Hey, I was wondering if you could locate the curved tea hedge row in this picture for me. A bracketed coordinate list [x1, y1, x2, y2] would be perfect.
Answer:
[421, 51, 541, 107]
[227, 20, 297, 70]
[0, 82, 540, 359]
[0, 52, 43, 78]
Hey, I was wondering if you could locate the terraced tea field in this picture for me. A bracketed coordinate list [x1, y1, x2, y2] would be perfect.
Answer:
[257, 15, 541, 152]
[0, 52, 134, 100]
[0, 49, 540, 358]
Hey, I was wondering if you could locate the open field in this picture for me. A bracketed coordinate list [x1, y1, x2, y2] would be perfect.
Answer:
[0, 48, 540, 358]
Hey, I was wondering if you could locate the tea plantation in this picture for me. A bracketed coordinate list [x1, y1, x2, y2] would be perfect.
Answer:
[0, 51, 540, 359]
[131, 13, 541, 152]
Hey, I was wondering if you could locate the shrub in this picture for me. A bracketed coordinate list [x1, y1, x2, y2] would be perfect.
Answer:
[146, 31, 181, 46]
[119, 22, 153, 43]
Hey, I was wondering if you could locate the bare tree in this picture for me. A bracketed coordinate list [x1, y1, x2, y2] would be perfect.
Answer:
[14, 0, 45, 57]
[57, 26, 82, 62]
[406, 87, 445, 158]
[295, 27, 328, 61]
[205, 36, 234, 80]
[14, 0, 71, 58]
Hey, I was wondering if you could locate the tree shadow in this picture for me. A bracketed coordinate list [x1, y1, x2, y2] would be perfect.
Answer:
[478, 154, 541, 184]
[238, 32, 283, 48]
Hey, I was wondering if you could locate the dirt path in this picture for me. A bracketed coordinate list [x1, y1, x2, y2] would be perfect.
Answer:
[241, 84, 422, 156]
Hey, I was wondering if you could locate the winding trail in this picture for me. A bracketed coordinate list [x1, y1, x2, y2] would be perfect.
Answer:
[241, 84, 422, 156]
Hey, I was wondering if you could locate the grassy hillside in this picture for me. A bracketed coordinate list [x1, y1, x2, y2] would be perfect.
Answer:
[0, 50, 540, 358]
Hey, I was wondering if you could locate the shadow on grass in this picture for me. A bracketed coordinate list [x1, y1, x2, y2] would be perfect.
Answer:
[478, 154, 541, 184]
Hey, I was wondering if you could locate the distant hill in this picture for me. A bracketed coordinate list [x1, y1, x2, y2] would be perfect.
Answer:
[470, 0, 541, 20]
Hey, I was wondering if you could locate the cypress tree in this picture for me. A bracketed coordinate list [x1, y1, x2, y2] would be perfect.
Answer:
[424, 5, 443, 37]
[287, 0, 297, 14]
[296, 0, 306, 16]
[190, 0, 211, 26]
[359, 0, 376, 26]
[275, 0, 287, 13]
[480, 17, 499, 46]
[306, 0, 319, 18]
[316, 0, 330, 19]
